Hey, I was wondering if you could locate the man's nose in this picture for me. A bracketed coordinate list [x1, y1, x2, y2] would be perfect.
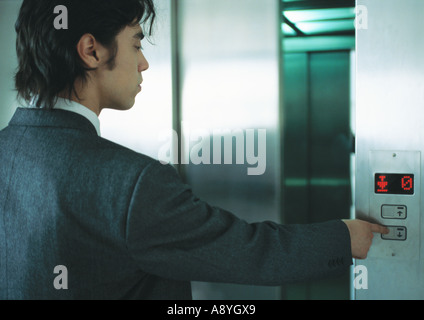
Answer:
[138, 52, 149, 73]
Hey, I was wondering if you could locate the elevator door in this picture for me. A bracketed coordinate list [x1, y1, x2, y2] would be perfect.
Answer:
[282, 51, 352, 299]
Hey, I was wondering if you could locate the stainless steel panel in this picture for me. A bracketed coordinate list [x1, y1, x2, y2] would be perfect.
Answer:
[368, 151, 420, 260]
[177, 0, 281, 300]
[355, 0, 424, 299]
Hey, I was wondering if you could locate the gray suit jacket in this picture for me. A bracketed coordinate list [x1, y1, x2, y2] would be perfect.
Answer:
[0, 108, 352, 300]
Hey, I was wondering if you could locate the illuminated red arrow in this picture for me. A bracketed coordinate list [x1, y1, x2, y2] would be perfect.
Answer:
[377, 175, 388, 192]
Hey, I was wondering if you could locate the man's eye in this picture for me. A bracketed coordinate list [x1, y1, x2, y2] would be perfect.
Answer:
[135, 46, 143, 51]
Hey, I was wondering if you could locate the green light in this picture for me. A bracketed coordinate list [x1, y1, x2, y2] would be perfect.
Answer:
[284, 8, 355, 23]
[296, 20, 354, 34]
[283, 36, 355, 52]
[282, 23, 297, 36]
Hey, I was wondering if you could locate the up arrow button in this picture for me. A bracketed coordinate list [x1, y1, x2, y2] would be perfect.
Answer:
[381, 205, 407, 219]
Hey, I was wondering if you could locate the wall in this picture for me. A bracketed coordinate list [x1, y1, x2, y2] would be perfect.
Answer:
[0, 0, 22, 130]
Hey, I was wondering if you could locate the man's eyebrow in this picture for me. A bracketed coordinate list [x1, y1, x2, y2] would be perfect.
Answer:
[133, 31, 145, 41]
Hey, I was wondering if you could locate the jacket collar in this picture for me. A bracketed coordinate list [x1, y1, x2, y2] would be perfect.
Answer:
[52, 98, 101, 136]
[8, 107, 99, 136]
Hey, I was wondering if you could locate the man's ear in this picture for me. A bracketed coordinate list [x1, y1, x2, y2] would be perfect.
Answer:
[76, 34, 105, 68]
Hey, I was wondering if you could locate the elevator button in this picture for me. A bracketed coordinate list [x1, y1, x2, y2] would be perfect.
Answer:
[381, 226, 407, 241]
[381, 205, 407, 219]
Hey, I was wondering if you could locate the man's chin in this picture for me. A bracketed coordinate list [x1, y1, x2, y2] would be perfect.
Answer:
[103, 99, 136, 112]
[102, 103, 135, 111]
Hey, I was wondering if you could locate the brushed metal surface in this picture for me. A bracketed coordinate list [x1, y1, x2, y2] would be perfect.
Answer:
[355, 0, 424, 300]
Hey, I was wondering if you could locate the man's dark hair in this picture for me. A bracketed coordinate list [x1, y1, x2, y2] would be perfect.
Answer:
[14, 0, 156, 110]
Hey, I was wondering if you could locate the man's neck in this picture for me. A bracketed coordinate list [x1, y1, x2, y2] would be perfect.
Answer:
[58, 79, 102, 116]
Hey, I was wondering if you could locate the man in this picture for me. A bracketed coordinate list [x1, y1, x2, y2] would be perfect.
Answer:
[0, 0, 387, 299]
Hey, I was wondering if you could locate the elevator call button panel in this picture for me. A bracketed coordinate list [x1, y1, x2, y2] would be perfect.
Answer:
[368, 151, 420, 259]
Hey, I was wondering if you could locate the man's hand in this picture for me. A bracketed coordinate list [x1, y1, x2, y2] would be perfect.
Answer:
[342, 219, 389, 259]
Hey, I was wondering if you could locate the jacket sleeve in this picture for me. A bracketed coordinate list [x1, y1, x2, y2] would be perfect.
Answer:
[125, 161, 353, 286]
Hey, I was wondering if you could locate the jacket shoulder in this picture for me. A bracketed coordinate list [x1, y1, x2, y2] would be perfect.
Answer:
[82, 135, 159, 167]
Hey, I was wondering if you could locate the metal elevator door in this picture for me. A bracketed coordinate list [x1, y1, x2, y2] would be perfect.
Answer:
[176, 0, 281, 300]
[282, 51, 353, 299]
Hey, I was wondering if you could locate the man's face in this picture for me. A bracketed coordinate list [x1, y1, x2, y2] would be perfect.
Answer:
[97, 24, 149, 111]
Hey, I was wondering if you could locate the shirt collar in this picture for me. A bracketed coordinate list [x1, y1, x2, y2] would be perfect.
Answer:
[28, 97, 101, 136]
